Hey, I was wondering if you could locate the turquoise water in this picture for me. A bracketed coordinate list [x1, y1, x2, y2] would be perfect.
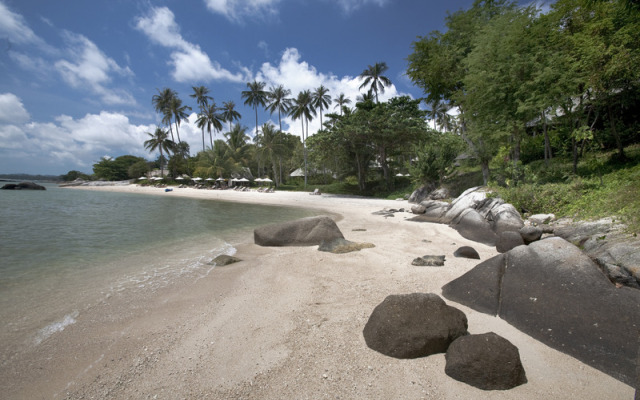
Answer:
[0, 183, 318, 350]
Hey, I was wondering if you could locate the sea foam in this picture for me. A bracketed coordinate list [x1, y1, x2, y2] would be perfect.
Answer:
[34, 311, 79, 345]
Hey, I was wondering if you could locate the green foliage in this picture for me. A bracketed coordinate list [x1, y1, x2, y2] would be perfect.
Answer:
[409, 132, 463, 184]
[61, 170, 92, 181]
[92, 155, 145, 181]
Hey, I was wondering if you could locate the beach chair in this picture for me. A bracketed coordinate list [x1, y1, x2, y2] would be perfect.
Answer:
[310, 188, 321, 195]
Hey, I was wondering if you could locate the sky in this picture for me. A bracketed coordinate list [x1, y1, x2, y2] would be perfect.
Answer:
[1, 0, 485, 175]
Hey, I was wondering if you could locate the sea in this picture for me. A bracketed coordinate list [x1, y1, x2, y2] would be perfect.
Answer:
[0, 182, 318, 354]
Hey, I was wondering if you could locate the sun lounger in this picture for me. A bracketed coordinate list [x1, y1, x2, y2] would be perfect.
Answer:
[310, 188, 321, 195]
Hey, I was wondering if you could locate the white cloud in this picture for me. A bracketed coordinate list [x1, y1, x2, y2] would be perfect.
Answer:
[0, 1, 42, 45]
[0, 93, 30, 124]
[336, 0, 389, 13]
[54, 32, 135, 105]
[255, 48, 402, 139]
[135, 7, 247, 83]
[203, 0, 281, 22]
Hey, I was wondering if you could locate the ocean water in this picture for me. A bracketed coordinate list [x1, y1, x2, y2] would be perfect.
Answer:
[0, 183, 318, 352]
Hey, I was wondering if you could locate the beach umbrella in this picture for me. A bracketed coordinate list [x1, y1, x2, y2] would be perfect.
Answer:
[192, 177, 202, 181]
[216, 177, 225, 181]
[138, 176, 147, 180]
[404, 173, 411, 177]
[395, 173, 404, 177]
[255, 178, 264, 182]
[205, 178, 214, 181]
[176, 177, 184, 181]
[262, 177, 273, 183]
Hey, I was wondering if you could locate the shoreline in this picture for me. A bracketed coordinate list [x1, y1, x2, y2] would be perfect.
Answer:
[3, 185, 634, 399]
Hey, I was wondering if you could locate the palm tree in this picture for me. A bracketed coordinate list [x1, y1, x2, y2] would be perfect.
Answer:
[312, 85, 332, 127]
[358, 62, 392, 103]
[241, 80, 267, 136]
[429, 99, 452, 132]
[224, 124, 252, 173]
[168, 96, 191, 144]
[221, 100, 242, 133]
[255, 122, 286, 186]
[191, 86, 213, 151]
[289, 90, 316, 188]
[152, 88, 177, 142]
[144, 127, 175, 177]
[196, 102, 223, 150]
[266, 85, 292, 131]
[334, 93, 351, 116]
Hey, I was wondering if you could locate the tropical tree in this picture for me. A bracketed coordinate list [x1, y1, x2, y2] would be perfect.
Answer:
[221, 100, 242, 133]
[266, 85, 292, 131]
[152, 88, 177, 142]
[224, 124, 253, 174]
[168, 95, 191, 145]
[312, 85, 332, 127]
[196, 102, 224, 151]
[191, 86, 213, 152]
[255, 122, 286, 186]
[333, 93, 351, 116]
[241, 80, 268, 136]
[358, 62, 392, 103]
[144, 126, 175, 177]
[289, 90, 316, 187]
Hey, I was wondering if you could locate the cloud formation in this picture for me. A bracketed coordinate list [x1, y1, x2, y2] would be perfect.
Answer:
[0, 93, 30, 124]
[135, 7, 247, 83]
[0, 1, 43, 45]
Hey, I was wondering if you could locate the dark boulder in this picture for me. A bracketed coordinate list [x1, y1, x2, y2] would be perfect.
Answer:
[1, 181, 46, 190]
[363, 293, 468, 359]
[442, 237, 640, 386]
[519, 225, 542, 244]
[254, 216, 344, 247]
[408, 183, 436, 204]
[490, 204, 524, 235]
[495, 231, 525, 253]
[453, 246, 480, 260]
[445, 332, 527, 390]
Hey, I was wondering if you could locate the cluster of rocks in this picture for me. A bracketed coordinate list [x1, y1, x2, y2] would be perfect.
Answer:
[409, 185, 640, 289]
[363, 293, 527, 390]
[1, 181, 46, 190]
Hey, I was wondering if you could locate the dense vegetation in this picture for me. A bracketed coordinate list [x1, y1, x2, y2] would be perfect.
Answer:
[68, 0, 638, 230]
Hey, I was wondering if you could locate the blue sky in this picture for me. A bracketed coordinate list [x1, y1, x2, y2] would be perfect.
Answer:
[1, 0, 481, 175]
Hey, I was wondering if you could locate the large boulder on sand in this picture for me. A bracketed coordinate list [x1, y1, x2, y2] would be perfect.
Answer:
[490, 203, 524, 235]
[363, 293, 468, 359]
[445, 332, 527, 390]
[254, 216, 344, 246]
[442, 237, 640, 386]
[451, 209, 497, 246]
[495, 231, 525, 253]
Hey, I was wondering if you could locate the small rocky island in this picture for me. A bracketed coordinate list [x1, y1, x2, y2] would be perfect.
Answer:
[1, 181, 46, 190]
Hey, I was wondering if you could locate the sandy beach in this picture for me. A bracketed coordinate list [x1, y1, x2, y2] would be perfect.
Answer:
[4, 185, 634, 399]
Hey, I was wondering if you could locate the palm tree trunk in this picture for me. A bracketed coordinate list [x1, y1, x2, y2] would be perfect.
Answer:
[202, 129, 205, 152]
[304, 116, 308, 188]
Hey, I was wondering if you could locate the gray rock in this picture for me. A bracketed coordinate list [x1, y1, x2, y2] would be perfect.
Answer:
[209, 254, 242, 266]
[445, 332, 527, 390]
[442, 187, 488, 224]
[318, 238, 375, 254]
[1, 181, 46, 190]
[254, 216, 344, 247]
[490, 203, 524, 235]
[442, 237, 640, 386]
[519, 225, 543, 244]
[496, 231, 525, 253]
[453, 246, 480, 260]
[408, 183, 436, 204]
[427, 187, 450, 200]
[363, 293, 468, 359]
[411, 204, 426, 214]
[529, 213, 556, 225]
[451, 209, 497, 246]
[475, 197, 504, 220]
[412, 255, 445, 266]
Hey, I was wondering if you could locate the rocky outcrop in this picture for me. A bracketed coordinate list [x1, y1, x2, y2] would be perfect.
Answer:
[445, 332, 527, 390]
[495, 231, 525, 253]
[208, 255, 242, 266]
[409, 187, 523, 246]
[363, 293, 468, 359]
[254, 216, 344, 247]
[442, 237, 640, 386]
[1, 181, 46, 190]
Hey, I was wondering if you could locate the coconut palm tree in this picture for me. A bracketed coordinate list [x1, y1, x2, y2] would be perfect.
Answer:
[358, 62, 392, 103]
[224, 124, 252, 174]
[221, 100, 242, 133]
[196, 102, 223, 151]
[152, 88, 177, 142]
[312, 85, 332, 127]
[333, 93, 351, 116]
[255, 122, 286, 186]
[168, 96, 191, 145]
[289, 90, 316, 188]
[241, 80, 267, 136]
[144, 126, 175, 177]
[191, 86, 213, 151]
[266, 85, 292, 131]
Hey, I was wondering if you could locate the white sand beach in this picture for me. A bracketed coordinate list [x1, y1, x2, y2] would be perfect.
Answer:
[5, 185, 635, 399]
